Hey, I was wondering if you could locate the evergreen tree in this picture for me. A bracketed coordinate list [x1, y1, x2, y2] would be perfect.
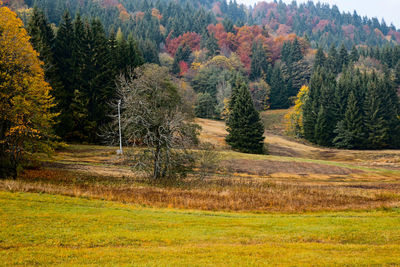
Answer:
[314, 105, 332, 146]
[314, 47, 326, 69]
[269, 65, 289, 109]
[363, 79, 389, 149]
[333, 91, 365, 148]
[194, 93, 217, 119]
[326, 45, 339, 74]
[53, 11, 75, 139]
[394, 60, 400, 88]
[350, 45, 360, 62]
[338, 44, 349, 70]
[250, 41, 269, 80]
[226, 80, 265, 154]
[205, 32, 220, 58]
[27, 7, 56, 78]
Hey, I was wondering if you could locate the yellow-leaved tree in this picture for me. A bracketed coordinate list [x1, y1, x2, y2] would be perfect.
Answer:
[0, 4, 57, 178]
[284, 85, 309, 137]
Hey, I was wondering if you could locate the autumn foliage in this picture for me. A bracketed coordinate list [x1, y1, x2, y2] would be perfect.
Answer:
[207, 23, 304, 71]
[0, 5, 56, 178]
[166, 32, 201, 56]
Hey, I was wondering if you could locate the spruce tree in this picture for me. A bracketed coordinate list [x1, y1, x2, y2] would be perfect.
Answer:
[250, 41, 269, 81]
[269, 65, 289, 109]
[338, 44, 349, 69]
[350, 45, 360, 62]
[363, 80, 389, 149]
[333, 91, 365, 149]
[314, 47, 326, 69]
[226, 80, 265, 154]
[53, 11, 75, 139]
[205, 32, 220, 58]
[194, 93, 217, 119]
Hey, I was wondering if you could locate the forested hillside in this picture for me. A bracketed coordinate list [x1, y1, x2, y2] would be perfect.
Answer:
[3, 0, 400, 150]
[9, 0, 400, 49]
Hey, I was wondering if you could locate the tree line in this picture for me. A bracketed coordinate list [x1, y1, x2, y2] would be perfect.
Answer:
[27, 8, 143, 142]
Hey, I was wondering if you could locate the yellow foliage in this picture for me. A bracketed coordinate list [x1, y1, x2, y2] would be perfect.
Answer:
[284, 85, 309, 137]
[0, 5, 57, 164]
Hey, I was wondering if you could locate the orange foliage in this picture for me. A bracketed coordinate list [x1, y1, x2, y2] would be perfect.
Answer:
[152, 8, 162, 20]
[208, 23, 304, 70]
[117, 3, 130, 21]
[165, 32, 201, 56]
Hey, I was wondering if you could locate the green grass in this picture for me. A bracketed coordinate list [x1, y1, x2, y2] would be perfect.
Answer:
[1, 191, 400, 266]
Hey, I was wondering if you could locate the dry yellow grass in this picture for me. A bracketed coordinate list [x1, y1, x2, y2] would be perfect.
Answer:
[2, 116, 399, 213]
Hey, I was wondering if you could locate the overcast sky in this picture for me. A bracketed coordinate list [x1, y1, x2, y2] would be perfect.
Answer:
[236, 0, 400, 28]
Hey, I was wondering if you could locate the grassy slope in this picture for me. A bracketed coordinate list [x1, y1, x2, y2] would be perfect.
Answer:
[1, 192, 400, 266]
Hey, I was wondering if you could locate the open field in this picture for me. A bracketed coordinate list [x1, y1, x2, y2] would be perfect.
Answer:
[1, 114, 400, 265]
[1, 192, 400, 266]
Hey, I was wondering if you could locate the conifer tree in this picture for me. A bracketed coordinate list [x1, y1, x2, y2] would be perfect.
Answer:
[250, 41, 269, 80]
[53, 11, 75, 138]
[205, 32, 220, 58]
[338, 44, 349, 69]
[363, 79, 389, 149]
[314, 47, 326, 69]
[27, 7, 56, 78]
[269, 65, 289, 109]
[350, 45, 360, 62]
[333, 91, 365, 148]
[226, 80, 265, 154]
[194, 93, 217, 119]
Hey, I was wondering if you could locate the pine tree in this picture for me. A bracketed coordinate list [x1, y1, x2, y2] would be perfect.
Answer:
[205, 32, 219, 58]
[363, 79, 389, 149]
[27, 7, 55, 78]
[338, 44, 349, 70]
[226, 80, 265, 154]
[333, 91, 365, 148]
[314, 47, 326, 69]
[291, 38, 303, 63]
[53, 11, 75, 139]
[350, 45, 360, 62]
[269, 65, 289, 109]
[250, 41, 269, 80]
[326, 45, 339, 74]
[194, 93, 217, 119]
[314, 105, 332, 146]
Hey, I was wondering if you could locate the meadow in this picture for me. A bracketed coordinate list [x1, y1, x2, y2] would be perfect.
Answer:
[1, 192, 400, 266]
[1, 111, 400, 265]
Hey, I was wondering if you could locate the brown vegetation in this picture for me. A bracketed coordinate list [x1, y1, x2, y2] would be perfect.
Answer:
[1, 117, 399, 213]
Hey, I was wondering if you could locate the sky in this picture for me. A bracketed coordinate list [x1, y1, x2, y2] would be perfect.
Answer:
[236, 0, 400, 28]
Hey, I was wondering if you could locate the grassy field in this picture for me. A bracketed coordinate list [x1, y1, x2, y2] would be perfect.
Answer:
[1, 115, 400, 265]
[1, 191, 400, 266]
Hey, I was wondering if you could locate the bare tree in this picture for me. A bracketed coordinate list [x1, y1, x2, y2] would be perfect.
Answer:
[110, 64, 199, 180]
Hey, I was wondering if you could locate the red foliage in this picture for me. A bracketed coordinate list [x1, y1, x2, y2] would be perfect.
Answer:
[165, 32, 201, 56]
[212, 2, 222, 16]
[101, 0, 119, 8]
[389, 30, 400, 43]
[208, 23, 304, 71]
[134, 11, 145, 20]
[342, 25, 355, 39]
[313, 20, 332, 33]
[179, 61, 189, 76]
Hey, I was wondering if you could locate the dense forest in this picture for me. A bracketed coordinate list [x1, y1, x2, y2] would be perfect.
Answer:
[2, 0, 400, 151]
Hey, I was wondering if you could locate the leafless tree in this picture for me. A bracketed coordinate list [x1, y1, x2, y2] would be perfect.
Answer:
[107, 64, 199, 180]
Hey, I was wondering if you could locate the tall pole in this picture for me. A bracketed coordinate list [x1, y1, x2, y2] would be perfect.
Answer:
[118, 99, 123, 155]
